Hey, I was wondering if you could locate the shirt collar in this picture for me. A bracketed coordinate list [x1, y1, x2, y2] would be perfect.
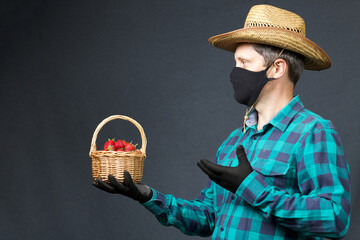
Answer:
[244, 95, 304, 132]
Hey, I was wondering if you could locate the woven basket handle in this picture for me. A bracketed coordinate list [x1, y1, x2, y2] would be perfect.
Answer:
[89, 115, 147, 156]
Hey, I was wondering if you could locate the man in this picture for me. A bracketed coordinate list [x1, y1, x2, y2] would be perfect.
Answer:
[93, 5, 351, 239]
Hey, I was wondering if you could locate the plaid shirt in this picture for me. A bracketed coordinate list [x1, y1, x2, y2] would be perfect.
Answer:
[142, 96, 351, 239]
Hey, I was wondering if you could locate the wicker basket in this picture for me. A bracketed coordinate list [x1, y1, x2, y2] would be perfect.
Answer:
[89, 115, 147, 183]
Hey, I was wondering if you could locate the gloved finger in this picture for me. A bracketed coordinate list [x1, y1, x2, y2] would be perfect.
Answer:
[93, 178, 116, 193]
[197, 161, 221, 181]
[200, 159, 226, 175]
[198, 162, 224, 188]
[236, 145, 248, 162]
[124, 170, 137, 191]
[108, 174, 127, 192]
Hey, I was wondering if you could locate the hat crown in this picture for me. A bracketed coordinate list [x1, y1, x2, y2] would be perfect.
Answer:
[244, 5, 306, 37]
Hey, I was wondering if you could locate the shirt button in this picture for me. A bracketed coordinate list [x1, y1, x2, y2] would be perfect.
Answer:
[231, 195, 235, 199]
[220, 227, 225, 231]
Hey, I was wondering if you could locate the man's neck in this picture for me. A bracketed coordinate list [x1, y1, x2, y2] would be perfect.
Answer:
[254, 91, 293, 131]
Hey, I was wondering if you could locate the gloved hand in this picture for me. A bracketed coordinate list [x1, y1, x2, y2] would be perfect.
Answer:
[93, 170, 153, 203]
[197, 145, 253, 193]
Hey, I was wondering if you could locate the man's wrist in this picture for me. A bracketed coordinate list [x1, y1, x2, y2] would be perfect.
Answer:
[138, 185, 153, 203]
[236, 170, 268, 205]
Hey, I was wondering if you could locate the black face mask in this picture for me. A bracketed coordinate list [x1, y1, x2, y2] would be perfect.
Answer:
[230, 64, 275, 107]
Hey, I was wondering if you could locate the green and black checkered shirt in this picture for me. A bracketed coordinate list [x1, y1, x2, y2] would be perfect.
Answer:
[143, 96, 351, 239]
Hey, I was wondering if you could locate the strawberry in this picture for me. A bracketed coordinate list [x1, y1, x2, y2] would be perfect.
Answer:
[115, 140, 125, 149]
[103, 138, 116, 151]
[124, 142, 137, 152]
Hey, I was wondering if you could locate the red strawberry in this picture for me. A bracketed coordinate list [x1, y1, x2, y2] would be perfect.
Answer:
[103, 138, 116, 151]
[124, 142, 137, 152]
[115, 140, 125, 149]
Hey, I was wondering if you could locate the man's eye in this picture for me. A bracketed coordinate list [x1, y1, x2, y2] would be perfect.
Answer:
[235, 59, 247, 67]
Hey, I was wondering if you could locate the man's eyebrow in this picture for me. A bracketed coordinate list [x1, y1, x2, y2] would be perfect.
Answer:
[234, 54, 250, 60]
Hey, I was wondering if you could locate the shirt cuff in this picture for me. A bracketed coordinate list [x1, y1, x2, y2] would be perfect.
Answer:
[236, 170, 269, 205]
[141, 188, 167, 216]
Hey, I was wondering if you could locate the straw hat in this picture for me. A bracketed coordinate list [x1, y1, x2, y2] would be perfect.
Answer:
[208, 4, 331, 70]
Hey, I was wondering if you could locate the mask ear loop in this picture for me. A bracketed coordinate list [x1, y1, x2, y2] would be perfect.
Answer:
[266, 48, 285, 80]
[243, 48, 285, 133]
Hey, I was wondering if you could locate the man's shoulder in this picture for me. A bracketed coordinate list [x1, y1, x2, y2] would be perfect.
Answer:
[295, 108, 336, 132]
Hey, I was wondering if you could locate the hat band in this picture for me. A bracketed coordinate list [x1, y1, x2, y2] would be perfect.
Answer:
[245, 21, 305, 36]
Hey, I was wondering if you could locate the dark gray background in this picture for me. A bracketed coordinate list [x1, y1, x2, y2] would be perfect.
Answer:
[1, 0, 359, 239]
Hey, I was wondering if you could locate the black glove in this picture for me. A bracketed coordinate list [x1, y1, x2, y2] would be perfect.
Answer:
[197, 145, 253, 193]
[93, 170, 153, 203]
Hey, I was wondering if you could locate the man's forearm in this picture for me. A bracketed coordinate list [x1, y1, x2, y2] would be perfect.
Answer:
[142, 188, 215, 237]
[236, 171, 350, 238]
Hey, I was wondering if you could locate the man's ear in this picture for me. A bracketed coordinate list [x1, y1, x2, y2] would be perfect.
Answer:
[271, 58, 287, 79]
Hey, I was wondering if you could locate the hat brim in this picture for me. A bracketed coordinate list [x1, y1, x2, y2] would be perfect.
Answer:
[208, 27, 331, 71]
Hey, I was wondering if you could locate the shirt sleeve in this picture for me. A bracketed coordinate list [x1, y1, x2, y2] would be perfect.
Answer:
[236, 127, 351, 238]
[141, 180, 216, 237]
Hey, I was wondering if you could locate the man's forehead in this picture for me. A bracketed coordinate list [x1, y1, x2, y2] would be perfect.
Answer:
[234, 43, 259, 59]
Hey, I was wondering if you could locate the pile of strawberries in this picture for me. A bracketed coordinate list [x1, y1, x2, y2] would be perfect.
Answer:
[103, 138, 139, 152]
